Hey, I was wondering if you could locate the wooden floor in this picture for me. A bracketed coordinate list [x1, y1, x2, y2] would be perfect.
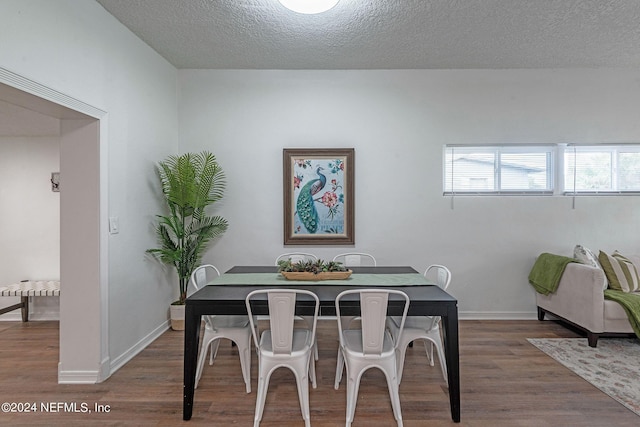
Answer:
[0, 319, 638, 426]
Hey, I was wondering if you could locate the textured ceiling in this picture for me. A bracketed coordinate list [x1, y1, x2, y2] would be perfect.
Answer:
[95, 0, 640, 69]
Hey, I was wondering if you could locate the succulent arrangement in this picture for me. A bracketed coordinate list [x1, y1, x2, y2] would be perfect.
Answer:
[277, 258, 348, 274]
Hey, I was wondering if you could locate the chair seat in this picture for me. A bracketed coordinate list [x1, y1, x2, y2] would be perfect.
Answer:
[342, 329, 395, 356]
[389, 315, 438, 333]
[207, 315, 251, 329]
[259, 329, 313, 355]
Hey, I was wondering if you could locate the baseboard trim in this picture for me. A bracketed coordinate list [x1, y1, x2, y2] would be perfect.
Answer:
[459, 311, 538, 320]
[310, 311, 539, 321]
[0, 310, 60, 321]
[98, 356, 111, 383]
[58, 367, 101, 384]
[108, 320, 170, 376]
[55, 321, 169, 384]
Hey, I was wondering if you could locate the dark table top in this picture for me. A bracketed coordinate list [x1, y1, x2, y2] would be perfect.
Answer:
[186, 266, 457, 317]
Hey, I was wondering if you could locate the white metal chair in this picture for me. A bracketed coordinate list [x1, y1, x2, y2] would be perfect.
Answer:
[332, 252, 378, 330]
[334, 289, 409, 427]
[246, 289, 319, 427]
[190, 264, 252, 393]
[275, 252, 320, 360]
[274, 252, 318, 265]
[387, 264, 451, 385]
[332, 252, 377, 267]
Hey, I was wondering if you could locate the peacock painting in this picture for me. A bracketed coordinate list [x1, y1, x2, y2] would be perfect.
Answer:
[293, 159, 345, 235]
[296, 166, 326, 233]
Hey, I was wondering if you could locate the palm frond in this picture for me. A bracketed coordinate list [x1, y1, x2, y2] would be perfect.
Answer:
[192, 152, 226, 221]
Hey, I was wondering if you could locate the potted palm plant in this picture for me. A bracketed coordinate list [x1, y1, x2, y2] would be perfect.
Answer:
[147, 151, 228, 330]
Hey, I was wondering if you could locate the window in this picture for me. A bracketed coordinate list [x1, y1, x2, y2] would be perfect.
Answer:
[564, 145, 640, 194]
[444, 145, 555, 195]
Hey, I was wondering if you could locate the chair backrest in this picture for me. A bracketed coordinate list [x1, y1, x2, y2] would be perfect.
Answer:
[424, 264, 451, 291]
[245, 289, 319, 355]
[189, 264, 221, 295]
[335, 289, 409, 355]
[332, 252, 377, 267]
[274, 253, 318, 265]
[424, 265, 451, 330]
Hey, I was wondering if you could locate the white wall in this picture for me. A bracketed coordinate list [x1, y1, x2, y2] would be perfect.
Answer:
[0, 103, 61, 319]
[178, 69, 640, 318]
[0, 0, 178, 380]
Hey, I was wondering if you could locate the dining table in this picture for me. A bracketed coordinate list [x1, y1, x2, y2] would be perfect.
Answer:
[182, 265, 460, 423]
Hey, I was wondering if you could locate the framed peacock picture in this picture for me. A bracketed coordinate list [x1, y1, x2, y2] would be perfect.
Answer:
[283, 148, 354, 245]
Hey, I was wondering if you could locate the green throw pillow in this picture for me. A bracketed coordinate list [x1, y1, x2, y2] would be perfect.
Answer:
[598, 250, 640, 293]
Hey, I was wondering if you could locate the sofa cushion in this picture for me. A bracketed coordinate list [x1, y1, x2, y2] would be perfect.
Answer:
[574, 245, 601, 269]
[604, 299, 631, 321]
[598, 250, 640, 293]
[574, 245, 607, 290]
[625, 254, 640, 273]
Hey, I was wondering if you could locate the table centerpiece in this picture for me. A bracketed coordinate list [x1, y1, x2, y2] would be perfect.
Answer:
[277, 259, 352, 281]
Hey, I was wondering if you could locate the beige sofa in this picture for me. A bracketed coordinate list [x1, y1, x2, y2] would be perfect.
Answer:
[536, 261, 635, 347]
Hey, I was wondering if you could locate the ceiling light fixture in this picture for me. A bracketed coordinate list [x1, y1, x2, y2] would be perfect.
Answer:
[278, 0, 340, 15]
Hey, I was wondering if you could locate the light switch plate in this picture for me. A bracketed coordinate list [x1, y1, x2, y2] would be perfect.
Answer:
[109, 217, 119, 234]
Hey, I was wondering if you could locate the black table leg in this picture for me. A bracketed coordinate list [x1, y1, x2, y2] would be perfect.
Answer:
[183, 305, 201, 420]
[442, 305, 461, 422]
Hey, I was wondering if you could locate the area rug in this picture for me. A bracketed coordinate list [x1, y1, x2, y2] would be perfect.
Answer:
[528, 338, 640, 416]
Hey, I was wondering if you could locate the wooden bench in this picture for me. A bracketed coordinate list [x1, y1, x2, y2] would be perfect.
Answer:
[0, 280, 60, 322]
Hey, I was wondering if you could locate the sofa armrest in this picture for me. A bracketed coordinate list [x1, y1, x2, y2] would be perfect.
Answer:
[536, 262, 607, 333]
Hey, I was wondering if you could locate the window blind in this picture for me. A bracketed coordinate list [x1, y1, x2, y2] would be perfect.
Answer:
[444, 145, 555, 195]
[563, 145, 640, 194]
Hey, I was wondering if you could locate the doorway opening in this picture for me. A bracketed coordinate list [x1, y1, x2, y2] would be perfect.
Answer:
[0, 69, 108, 383]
